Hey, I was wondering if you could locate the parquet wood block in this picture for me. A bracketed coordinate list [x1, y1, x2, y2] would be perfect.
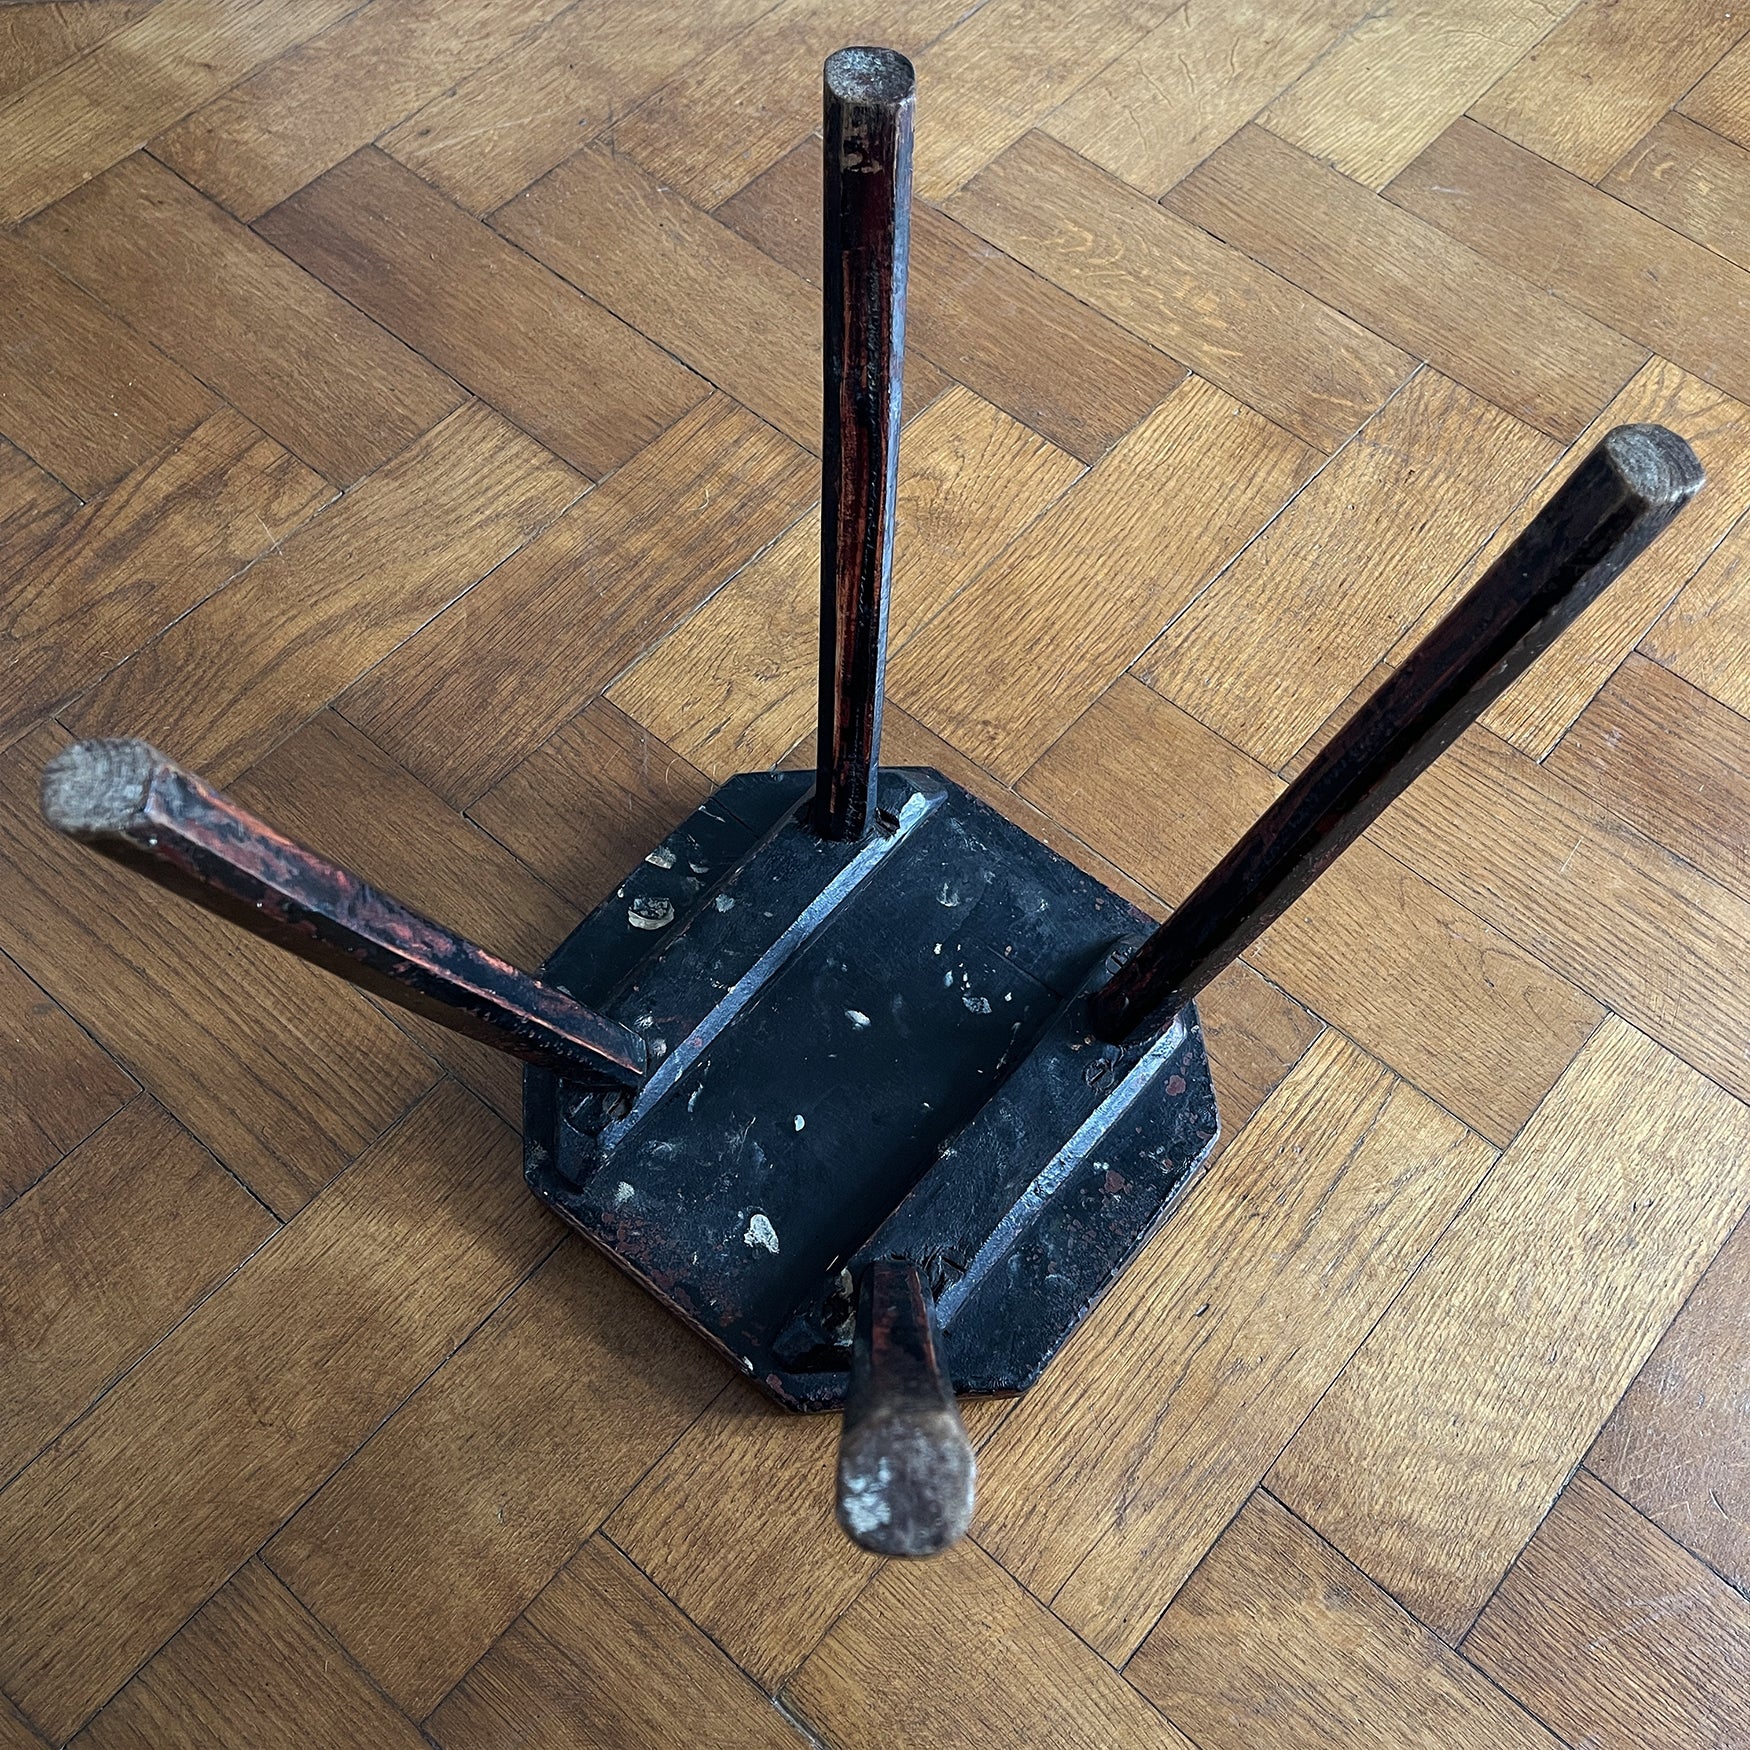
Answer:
[946, 130, 1414, 452]
[0, 1697, 39, 1750]
[0, 726, 436, 1217]
[1469, 0, 1747, 181]
[3, 408, 331, 753]
[1165, 127, 1646, 441]
[0, 3, 158, 104]
[340, 395, 814, 805]
[975, 1029, 1497, 1662]
[0, 1098, 273, 1489]
[1588, 1211, 1750, 1592]
[0, 234, 216, 501]
[256, 148, 708, 482]
[610, 387, 1080, 780]
[785, 1538, 1195, 1750]
[1463, 1470, 1750, 1750]
[718, 138, 1186, 463]
[1604, 110, 1750, 269]
[1249, 838, 1605, 1146]
[467, 703, 715, 915]
[0, 1084, 557, 1743]
[607, 0, 968, 211]
[492, 146, 822, 451]
[1389, 119, 1750, 412]
[1042, 0, 1372, 196]
[1017, 674, 1285, 909]
[604, 1380, 880, 1692]
[1378, 728, 1750, 1103]
[1679, 30, 1750, 143]
[1642, 503, 1750, 715]
[233, 711, 579, 1121]
[1548, 652, 1750, 899]
[0, 443, 75, 578]
[265, 1241, 723, 1717]
[1270, 1015, 1750, 1639]
[427, 1537, 807, 1750]
[0, 951, 137, 1210]
[148, 0, 570, 223]
[1137, 369, 1560, 767]
[64, 402, 582, 786]
[1127, 1492, 1562, 1750]
[1259, 0, 1569, 187]
[23, 153, 463, 487]
[75, 1559, 429, 1750]
[0, 0, 357, 224]
[1396, 358, 1750, 758]
[890, 374, 1317, 781]
[379, 0, 776, 217]
[907, 0, 1178, 201]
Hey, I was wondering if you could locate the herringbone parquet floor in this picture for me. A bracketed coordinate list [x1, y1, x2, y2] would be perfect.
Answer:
[3, 1, 1749, 1744]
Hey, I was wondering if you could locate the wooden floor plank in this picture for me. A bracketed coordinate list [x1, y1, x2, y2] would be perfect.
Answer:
[1138, 369, 1560, 767]
[24, 152, 463, 487]
[908, 0, 1178, 201]
[148, 0, 568, 222]
[0, 1099, 274, 1490]
[1374, 727, 1750, 1104]
[1165, 126, 1646, 440]
[0, 950, 138, 1211]
[0, 725, 438, 1217]
[0, 233, 216, 499]
[0, 1084, 557, 1743]
[1387, 118, 1750, 409]
[1603, 110, 1750, 268]
[1469, 0, 1747, 181]
[74, 1560, 428, 1750]
[339, 396, 814, 805]
[467, 704, 715, 915]
[976, 1029, 1497, 1662]
[427, 1537, 807, 1749]
[1269, 1015, 1750, 1639]
[0, 0, 358, 224]
[946, 130, 1414, 452]
[1128, 1492, 1562, 1750]
[378, 0, 776, 217]
[1463, 1470, 1750, 1750]
[785, 1538, 1196, 1750]
[0, 2, 159, 103]
[256, 148, 708, 482]
[3, 409, 332, 753]
[1588, 1210, 1750, 1592]
[1042, 0, 1372, 196]
[610, 387, 1080, 779]
[607, 0, 972, 212]
[890, 375, 1316, 782]
[265, 1242, 723, 1717]
[1679, 29, 1750, 143]
[1249, 838, 1605, 1146]
[1547, 651, 1750, 898]
[718, 137, 1186, 464]
[63, 402, 582, 786]
[0, 442, 76, 578]
[1642, 503, 1750, 715]
[1259, 0, 1570, 187]
[493, 145, 821, 451]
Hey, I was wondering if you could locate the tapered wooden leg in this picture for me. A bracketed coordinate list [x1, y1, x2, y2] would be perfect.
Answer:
[812, 47, 915, 842]
[1091, 423, 1705, 1044]
[41, 737, 648, 1088]
[836, 1257, 975, 1556]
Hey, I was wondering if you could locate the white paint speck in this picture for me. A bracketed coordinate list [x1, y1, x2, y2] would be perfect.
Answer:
[846, 1009, 872, 1029]
[628, 895, 674, 930]
[644, 845, 677, 869]
[963, 993, 992, 1014]
[838, 1457, 895, 1534]
[794, 1114, 806, 1131]
[744, 1213, 779, 1253]
[938, 884, 961, 908]
[715, 893, 735, 912]
[614, 1181, 635, 1206]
